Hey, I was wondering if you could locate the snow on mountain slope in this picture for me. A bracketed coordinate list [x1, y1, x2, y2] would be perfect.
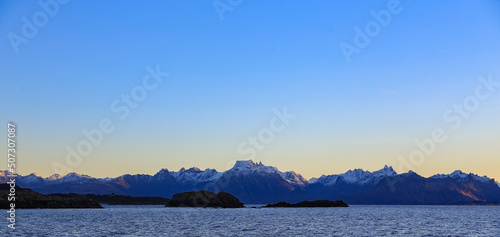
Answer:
[230, 160, 277, 173]
[97, 177, 112, 182]
[0, 170, 14, 183]
[309, 174, 338, 186]
[310, 165, 397, 186]
[47, 174, 62, 180]
[228, 160, 309, 186]
[51, 173, 95, 184]
[232, 160, 258, 170]
[431, 170, 493, 183]
[171, 167, 222, 183]
[280, 171, 309, 186]
[340, 169, 374, 183]
[372, 165, 398, 177]
[111, 167, 224, 185]
[18, 173, 44, 184]
[153, 168, 172, 180]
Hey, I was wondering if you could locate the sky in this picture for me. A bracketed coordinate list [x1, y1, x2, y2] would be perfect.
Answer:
[1, 0, 500, 180]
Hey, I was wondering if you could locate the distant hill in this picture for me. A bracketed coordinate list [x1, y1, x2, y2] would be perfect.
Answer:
[0, 184, 102, 209]
[2, 160, 499, 205]
[61, 193, 169, 205]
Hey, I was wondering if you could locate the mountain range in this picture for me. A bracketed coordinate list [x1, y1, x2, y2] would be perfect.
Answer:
[2, 160, 500, 204]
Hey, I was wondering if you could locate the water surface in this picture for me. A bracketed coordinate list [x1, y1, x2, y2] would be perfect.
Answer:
[4, 205, 499, 236]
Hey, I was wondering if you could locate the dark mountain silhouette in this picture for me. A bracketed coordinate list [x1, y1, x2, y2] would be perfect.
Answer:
[1, 161, 499, 205]
[337, 171, 500, 204]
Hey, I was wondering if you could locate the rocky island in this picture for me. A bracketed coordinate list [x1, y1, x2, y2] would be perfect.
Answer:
[165, 190, 244, 208]
[0, 184, 102, 209]
[264, 200, 349, 207]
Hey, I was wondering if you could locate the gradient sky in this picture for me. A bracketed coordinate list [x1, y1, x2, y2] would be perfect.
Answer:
[1, 0, 499, 180]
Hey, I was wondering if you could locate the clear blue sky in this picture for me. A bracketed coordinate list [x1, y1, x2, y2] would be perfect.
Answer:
[1, 0, 500, 180]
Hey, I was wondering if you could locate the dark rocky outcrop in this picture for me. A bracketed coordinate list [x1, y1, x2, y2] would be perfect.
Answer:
[165, 190, 244, 208]
[263, 200, 348, 208]
[0, 184, 102, 209]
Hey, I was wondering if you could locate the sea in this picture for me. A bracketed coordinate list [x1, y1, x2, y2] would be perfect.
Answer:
[4, 205, 499, 236]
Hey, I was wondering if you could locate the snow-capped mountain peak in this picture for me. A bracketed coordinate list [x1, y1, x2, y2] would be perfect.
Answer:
[340, 166, 397, 184]
[47, 174, 62, 180]
[42, 172, 95, 184]
[64, 172, 92, 178]
[431, 170, 492, 183]
[19, 173, 44, 183]
[279, 171, 310, 186]
[340, 169, 372, 183]
[373, 165, 397, 176]
[230, 160, 277, 173]
[172, 167, 222, 183]
[232, 160, 261, 170]
[228, 160, 308, 185]
[310, 165, 398, 186]
[179, 167, 202, 172]
[153, 168, 173, 180]
[450, 170, 467, 179]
